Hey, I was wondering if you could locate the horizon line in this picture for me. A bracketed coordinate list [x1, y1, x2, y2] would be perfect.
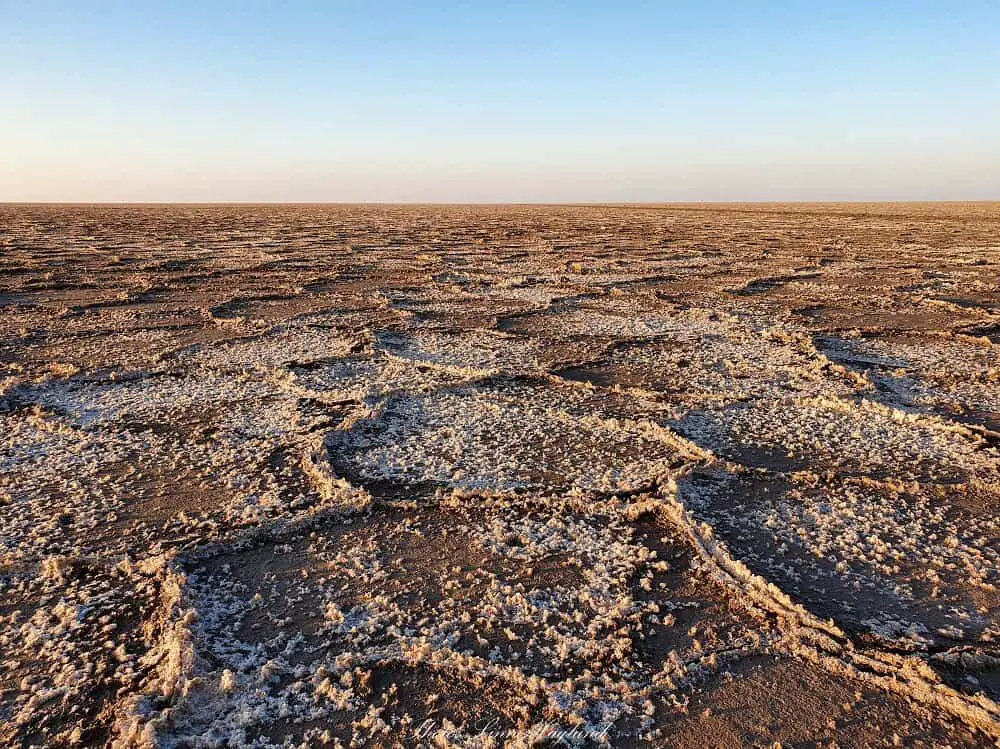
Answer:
[3, 199, 1000, 207]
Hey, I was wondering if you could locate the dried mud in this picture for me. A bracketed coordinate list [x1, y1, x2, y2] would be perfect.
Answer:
[1, 203, 999, 747]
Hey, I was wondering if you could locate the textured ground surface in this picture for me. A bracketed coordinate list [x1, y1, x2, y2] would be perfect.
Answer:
[1, 203, 999, 747]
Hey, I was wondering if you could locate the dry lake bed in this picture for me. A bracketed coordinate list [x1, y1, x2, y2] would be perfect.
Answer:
[1, 203, 1000, 747]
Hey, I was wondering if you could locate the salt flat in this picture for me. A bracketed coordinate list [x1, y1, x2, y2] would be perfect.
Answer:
[1, 203, 999, 747]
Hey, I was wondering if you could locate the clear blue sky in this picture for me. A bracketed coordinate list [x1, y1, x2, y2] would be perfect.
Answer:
[2, 1, 998, 201]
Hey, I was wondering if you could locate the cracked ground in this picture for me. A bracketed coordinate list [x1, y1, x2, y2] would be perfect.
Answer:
[1, 202, 999, 747]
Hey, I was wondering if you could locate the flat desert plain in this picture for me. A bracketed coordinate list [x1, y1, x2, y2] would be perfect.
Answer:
[1, 203, 1000, 748]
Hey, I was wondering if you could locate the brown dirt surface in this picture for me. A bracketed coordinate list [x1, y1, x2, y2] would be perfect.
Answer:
[1, 202, 999, 747]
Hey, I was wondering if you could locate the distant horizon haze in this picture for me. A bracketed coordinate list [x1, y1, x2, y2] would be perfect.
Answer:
[4, 200, 1000, 207]
[3, 2, 998, 202]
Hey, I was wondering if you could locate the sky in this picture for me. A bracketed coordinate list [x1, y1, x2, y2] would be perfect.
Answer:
[2, 1, 999, 202]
